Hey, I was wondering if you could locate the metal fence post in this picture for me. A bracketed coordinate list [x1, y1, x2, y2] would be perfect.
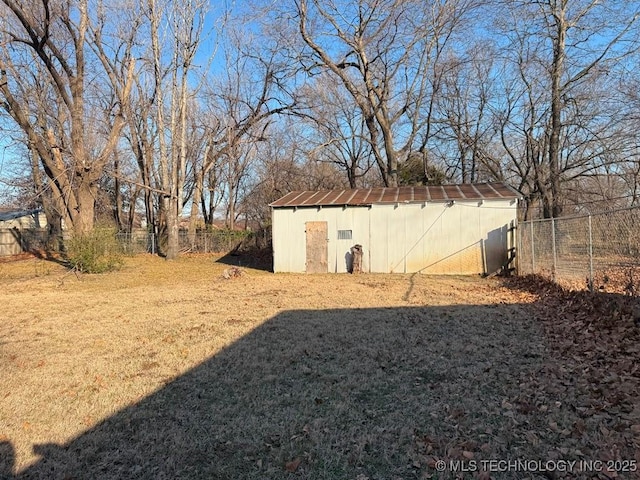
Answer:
[551, 217, 557, 280]
[588, 215, 594, 292]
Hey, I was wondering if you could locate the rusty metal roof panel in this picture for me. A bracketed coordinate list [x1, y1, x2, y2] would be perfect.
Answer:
[446, 185, 467, 199]
[269, 182, 520, 207]
[396, 187, 414, 202]
[426, 186, 445, 200]
[350, 188, 375, 204]
[461, 184, 482, 198]
[371, 188, 385, 203]
[331, 190, 357, 204]
[304, 191, 327, 205]
[457, 184, 475, 198]
[270, 191, 305, 206]
[474, 183, 509, 198]
[314, 190, 341, 205]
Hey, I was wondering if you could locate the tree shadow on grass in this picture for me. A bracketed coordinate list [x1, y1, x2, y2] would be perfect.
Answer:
[215, 249, 272, 272]
[8, 304, 558, 480]
[3, 228, 67, 266]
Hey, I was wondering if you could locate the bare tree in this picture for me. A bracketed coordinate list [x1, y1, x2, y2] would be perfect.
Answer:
[292, 0, 479, 187]
[496, 0, 640, 218]
[615, 59, 640, 208]
[299, 74, 375, 188]
[243, 120, 347, 228]
[147, 0, 209, 259]
[0, 0, 138, 235]
[189, 21, 298, 233]
[123, 71, 158, 232]
[435, 44, 501, 183]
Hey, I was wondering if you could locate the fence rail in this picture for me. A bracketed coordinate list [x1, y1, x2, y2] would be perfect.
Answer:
[518, 207, 640, 292]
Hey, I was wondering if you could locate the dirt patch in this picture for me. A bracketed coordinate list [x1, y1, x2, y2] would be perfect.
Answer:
[0, 256, 638, 479]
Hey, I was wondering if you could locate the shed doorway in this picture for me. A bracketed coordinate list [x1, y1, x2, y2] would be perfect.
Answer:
[305, 221, 328, 273]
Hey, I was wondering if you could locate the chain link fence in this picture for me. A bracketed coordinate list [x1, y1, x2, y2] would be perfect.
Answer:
[116, 228, 271, 255]
[1, 227, 271, 258]
[518, 207, 640, 292]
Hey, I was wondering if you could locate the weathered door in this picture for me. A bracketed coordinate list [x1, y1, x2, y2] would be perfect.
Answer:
[305, 221, 328, 273]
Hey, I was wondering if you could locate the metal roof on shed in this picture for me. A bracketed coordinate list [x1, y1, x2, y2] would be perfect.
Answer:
[270, 183, 520, 208]
[0, 208, 43, 221]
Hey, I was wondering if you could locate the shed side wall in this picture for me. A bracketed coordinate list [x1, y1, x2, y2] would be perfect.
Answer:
[272, 206, 371, 273]
[369, 200, 515, 274]
[273, 200, 516, 274]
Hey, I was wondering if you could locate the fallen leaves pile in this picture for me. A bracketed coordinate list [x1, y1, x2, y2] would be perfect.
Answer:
[591, 267, 640, 296]
[411, 276, 640, 479]
[503, 275, 640, 478]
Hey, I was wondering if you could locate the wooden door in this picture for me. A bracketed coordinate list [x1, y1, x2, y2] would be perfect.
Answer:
[305, 221, 328, 273]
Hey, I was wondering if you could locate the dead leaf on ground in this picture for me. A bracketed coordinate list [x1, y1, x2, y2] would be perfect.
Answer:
[285, 457, 302, 473]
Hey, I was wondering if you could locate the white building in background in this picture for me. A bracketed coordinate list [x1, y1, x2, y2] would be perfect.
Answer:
[270, 183, 520, 275]
[0, 209, 48, 256]
[0, 208, 47, 229]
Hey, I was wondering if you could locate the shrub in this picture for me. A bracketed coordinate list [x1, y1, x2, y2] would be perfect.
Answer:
[65, 228, 125, 273]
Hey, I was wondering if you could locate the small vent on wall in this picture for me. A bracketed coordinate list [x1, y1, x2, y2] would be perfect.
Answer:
[337, 229, 353, 240]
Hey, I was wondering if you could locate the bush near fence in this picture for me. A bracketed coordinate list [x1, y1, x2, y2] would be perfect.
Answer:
[518, 207, 640, 293]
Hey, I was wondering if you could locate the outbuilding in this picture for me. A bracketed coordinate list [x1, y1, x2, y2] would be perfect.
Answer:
[270, 183, 520, 275]
[0, 208, 46, 229]
[0, 208, 47, 256]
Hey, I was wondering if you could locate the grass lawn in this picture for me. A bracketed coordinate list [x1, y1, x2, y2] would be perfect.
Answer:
[1, 254, 638, 479]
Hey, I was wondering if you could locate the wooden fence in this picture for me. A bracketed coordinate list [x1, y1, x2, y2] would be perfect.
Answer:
[0, 228, 49, 256]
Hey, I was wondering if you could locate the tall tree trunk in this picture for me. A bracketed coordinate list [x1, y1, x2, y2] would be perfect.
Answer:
[189, 170, 204, 247]
[150, 0, 177, 259]
[348, 163, 357, 188]
[165, 197, 180, 259]
[227, 181, 236, 230]
[73, 181, 98, 235]
[114, 155, 125, 230]
[548, 6, 566, 218]
[127, 187, 140, 231]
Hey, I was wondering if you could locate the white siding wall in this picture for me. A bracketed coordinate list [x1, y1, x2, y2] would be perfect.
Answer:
[272, 200, 516, 274]
[272, 206, 371, 273]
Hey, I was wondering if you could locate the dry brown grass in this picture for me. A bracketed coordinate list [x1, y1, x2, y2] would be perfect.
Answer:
[0, 255, 637, 479]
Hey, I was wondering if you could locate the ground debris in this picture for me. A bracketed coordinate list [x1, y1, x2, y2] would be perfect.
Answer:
[221, 266, 245, 280]
[504, 275, 640, 476]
